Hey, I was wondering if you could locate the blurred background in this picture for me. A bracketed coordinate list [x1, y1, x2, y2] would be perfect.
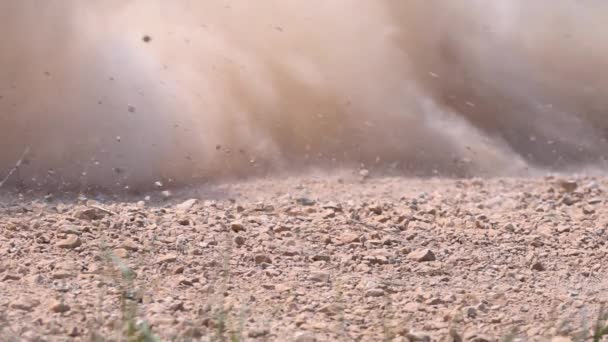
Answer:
[1, 1, 607, 191]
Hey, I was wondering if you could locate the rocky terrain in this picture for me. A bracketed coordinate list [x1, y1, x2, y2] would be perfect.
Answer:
[1, 173, 608, 341]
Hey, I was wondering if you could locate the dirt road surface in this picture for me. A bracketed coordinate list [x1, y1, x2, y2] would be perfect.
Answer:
[1, 174, 608, 341]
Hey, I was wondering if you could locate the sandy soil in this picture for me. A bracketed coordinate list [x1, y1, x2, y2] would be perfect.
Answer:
[1, 174, 608, 341]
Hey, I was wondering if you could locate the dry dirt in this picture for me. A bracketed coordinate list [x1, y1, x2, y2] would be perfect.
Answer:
[1, 173, 608, 341]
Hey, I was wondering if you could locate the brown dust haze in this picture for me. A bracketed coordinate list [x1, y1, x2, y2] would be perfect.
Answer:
[1, 1, 608, 191]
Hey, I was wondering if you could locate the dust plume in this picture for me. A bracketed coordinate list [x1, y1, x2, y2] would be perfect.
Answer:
[0, 1, 606, 192]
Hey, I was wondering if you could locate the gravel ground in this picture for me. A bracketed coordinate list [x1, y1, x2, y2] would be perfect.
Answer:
[1, 174, 608, 341]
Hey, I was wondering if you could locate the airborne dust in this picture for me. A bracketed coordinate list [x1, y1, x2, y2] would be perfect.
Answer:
[1, 1, 608, 192]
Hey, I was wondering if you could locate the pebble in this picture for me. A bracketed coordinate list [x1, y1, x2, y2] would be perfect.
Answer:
[312, 255, 330, 262]
[248, 328, 269, 338]
[156, 254, 178, 264]
[56, 236, 82, 249]
[10, 299, 40, 312]
[464, 333, 491, 342]
[234, 235, 246, 246]
[2, 273, 21, 281]
[254, 254, 272, 264]
[296, 198, 316, 206]
[49, 300, 70, 313]
[74, 208, 106, 221]
[113, 248, 129, 259]
[308, 272, 330, 283]
[365, 288, 385, 297]
[407, 249, 436, 262]
[119, 240, 139, 251]
[558, 180, 578, 193]
[294, 331, 317, 342]
[465, 306, 477, 318]
[406, 332, 430, 342]
[403, 302, 421, 313]
[52, 270, 72, 280]
[231, 222, 246, 232]
[531, 262, 545, 271]
[176, 199, 198, 213]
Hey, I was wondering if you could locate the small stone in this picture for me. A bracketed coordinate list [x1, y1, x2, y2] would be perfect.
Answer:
[308, 272, 330, 283]
[156, 254, 177, 264]
[296, 197, 316, 206]
[447, 328, 463, 342]
[407, 249, 436, 262]
[274, 225, 292, 233]
[10, 299, 40, 312]
[558, 179, 578, 193]
[365, 288, 385, 297]
[502, 223, 515, 232]
[248, 328, 269, 338]
[588, 197, 602, 205]
[1, 273, 21, 281]
[176, 199, 198, 213]
[359, 169, 370, 179]
[465, 306, 477, 319]
[583, 206, 596, 215]
[254, 254, 272, 265]
[531, 262, 545, 272]
[67, 326, 81, 337]
[170, 301, 185, 312]
[406, 332, 430, 342]
[234, 235, 246, 246]
[464, 333, 491, 342]
[312, 255, 330, 262]
[231, 222, 246, 232]
[68, 326, 81, 337]
[118, 240, 139, 252]
[425, 297, 443, 305]
[113, 248, 129, 259]
[319, 303, 344, 315]
[369, 204, 383, 215]
[562, 196, 579, 206]
[262, 284, 276, 290]
[403, 302, 421, 313]
[337, 232, 360, 245]
[294, 331, 317, 342]
[56, 236, 82, 249]
[179, 278, 194, 286]
[49, 300, 70, 313]
[51, 270, 72, 280]
[74, 208, 106, 221]
[161, 190, 172, 198]
[550, 337, 572, 342]
[59, 225, 81, 235]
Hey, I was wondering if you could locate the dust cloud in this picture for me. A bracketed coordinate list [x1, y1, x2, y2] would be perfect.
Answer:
[1, 1, 607, 192]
